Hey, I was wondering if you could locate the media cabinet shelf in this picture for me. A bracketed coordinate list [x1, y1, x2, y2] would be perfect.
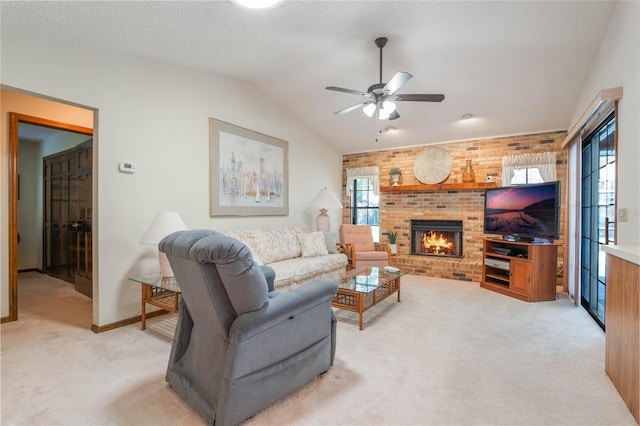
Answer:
[380, 182, 497, 192]
[481, 238, 558, 302]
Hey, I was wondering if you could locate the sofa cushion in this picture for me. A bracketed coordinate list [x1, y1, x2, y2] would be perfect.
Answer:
[225, 225, 309, 264]
[323, 232, 338, 254]
[355, 251, 389, 261]
[244, 242, 264, 265]
[269, 254, 347, 288]
[297, 232, 329, 258]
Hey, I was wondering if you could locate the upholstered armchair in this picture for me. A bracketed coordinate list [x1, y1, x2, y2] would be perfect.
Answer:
[159, 230, 338, 426]
[339, 224, 391, 269]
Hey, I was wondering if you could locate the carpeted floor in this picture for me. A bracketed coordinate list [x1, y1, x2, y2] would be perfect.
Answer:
[1, 271, 635, 425]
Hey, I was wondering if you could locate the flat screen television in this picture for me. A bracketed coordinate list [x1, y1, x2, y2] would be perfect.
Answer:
[484, 181, 560, 243]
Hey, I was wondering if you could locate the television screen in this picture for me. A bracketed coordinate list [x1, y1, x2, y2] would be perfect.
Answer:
[484, 181, 560, 241]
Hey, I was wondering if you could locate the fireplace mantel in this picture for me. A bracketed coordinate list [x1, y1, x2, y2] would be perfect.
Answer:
[380, 182, 497, 192]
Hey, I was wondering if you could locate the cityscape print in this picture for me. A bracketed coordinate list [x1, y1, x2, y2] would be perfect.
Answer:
[218, 130, 284, 208]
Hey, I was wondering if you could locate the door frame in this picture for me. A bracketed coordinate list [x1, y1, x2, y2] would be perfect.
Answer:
[7, 113, 93, 322]
[579, 110, 617, 329]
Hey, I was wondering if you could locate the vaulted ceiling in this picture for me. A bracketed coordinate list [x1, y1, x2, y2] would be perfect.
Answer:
[1, 1, 616, 153]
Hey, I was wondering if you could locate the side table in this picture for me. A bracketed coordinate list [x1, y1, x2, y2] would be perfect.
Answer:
[128, 273, 181, 330]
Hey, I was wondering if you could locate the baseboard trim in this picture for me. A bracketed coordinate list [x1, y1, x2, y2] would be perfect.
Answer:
[18, 268, 44, 274]
[90, 309, 170, 333]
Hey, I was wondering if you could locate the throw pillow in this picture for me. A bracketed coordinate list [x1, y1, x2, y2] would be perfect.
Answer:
[297, 232, 329, 258]
[323, 232, 338, 254]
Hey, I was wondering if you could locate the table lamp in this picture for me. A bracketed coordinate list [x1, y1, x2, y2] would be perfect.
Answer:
[309, 187, 343, 233]
[140, 211, 187, 277]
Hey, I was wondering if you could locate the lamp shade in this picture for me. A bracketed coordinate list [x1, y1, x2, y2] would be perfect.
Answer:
[140, 212, 187, 245]
[140, 212, 188, 278]
[309, 187, 343, 209]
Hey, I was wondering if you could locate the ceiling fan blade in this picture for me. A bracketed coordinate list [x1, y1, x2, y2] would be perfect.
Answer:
[334, 101, 370, 115]
[388, 111, 400, 120]
[383, 71, 412, 95]
[393, 94, 445, 102]
[326, 86, 370, 97]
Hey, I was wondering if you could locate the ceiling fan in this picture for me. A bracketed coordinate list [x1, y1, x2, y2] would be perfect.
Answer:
[326, 37, 445, 121]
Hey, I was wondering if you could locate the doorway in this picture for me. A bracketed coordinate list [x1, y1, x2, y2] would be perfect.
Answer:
[580, 112, 616, 329]
[8, 112, 93, 321]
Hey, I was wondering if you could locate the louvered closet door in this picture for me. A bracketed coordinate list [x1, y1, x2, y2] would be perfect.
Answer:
[43, 140, 93, 298]
[74, 139, 93, 298]
[44, 149, 77, 283]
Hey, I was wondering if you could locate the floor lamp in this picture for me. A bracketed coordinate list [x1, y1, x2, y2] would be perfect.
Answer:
[309, 187, 343, 233]
[140, 212, 187, 277]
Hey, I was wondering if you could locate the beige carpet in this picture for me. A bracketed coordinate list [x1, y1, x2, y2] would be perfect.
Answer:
[1, 272, 635, 425]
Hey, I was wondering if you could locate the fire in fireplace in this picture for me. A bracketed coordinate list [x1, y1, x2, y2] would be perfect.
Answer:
[411, 220, 463, 258]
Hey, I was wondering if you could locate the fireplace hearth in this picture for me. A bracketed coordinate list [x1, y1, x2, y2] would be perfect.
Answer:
[411, 220, 463, 258]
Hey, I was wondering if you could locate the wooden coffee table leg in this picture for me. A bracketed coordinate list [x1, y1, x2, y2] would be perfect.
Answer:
[141, 284, 148, 330]
[358, 293, 364, 330]
[397, 277, 401, 302]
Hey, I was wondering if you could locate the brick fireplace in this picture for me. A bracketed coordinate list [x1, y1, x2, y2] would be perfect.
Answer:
[341, 130, 567, 284]
[377, 189, 486, 282]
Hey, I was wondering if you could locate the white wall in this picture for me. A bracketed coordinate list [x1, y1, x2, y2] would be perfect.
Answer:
[1, 32, 343, 325]
[570, 1, 640, 246]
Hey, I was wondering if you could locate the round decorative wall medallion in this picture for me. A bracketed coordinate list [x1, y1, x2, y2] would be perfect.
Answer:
[413, 147, 453, 184]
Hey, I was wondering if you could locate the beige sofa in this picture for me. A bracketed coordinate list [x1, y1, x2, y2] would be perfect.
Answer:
[224, 225, 348, 291]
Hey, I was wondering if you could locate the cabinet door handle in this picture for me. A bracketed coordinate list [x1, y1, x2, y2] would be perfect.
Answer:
[605, 217, 610, 245]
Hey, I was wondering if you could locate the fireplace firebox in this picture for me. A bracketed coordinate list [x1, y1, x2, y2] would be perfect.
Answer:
[411, 220, 463, 258]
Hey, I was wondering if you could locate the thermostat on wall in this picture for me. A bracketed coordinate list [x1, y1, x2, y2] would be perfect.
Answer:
[119, 162, 136, 173]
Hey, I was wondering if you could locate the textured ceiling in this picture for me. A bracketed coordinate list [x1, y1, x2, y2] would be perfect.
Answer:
[1, 1, 616, 153]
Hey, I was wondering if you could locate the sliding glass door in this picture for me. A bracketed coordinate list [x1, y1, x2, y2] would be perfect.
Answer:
[580, 113, 616, 329]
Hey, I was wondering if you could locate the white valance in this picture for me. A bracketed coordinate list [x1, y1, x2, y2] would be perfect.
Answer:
[345, 166, 380, 196]
[502, 152, 557, 186]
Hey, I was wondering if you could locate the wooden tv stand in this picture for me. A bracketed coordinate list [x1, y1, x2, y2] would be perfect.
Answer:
[481, 238, 558, 302]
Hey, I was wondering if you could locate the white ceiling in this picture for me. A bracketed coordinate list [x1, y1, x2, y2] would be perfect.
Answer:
[1, 1, 616, 154]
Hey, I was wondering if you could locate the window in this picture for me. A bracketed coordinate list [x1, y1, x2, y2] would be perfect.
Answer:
[351, 178, 380, 241]
[502, 152, 556, 186]
[509, 168, 544, 184]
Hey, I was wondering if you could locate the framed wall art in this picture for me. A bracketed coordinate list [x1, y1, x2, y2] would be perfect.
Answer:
[209, 118, 288, 216]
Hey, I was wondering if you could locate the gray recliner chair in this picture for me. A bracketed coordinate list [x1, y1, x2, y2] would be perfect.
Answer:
[159, 230, 338, 426]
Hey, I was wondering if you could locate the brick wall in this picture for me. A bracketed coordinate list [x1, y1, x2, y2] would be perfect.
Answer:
[342, 131, 567, 283]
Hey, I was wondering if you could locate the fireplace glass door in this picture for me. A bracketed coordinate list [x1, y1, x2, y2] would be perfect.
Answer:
[411, 220, 463, 258]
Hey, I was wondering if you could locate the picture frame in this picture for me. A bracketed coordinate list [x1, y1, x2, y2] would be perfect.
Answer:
[209, 118, 288, 216]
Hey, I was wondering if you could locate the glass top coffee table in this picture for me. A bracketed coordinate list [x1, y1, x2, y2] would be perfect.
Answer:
[332, 266, 406, 330]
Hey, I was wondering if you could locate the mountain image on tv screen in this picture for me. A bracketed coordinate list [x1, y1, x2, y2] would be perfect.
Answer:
[485, 184, 557, 237]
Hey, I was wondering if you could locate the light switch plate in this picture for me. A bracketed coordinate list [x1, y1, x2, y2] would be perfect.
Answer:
[617, 208, 628, 222]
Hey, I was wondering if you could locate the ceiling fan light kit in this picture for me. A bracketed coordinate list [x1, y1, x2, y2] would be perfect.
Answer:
[363, 103, 376, 117]
[326, 36, 445, 122]
[364, 100, 397, 119]
[231, 0, 283, 9]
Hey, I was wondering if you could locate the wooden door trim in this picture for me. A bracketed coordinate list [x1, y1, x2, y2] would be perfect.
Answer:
[6, 113, 92, 322]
